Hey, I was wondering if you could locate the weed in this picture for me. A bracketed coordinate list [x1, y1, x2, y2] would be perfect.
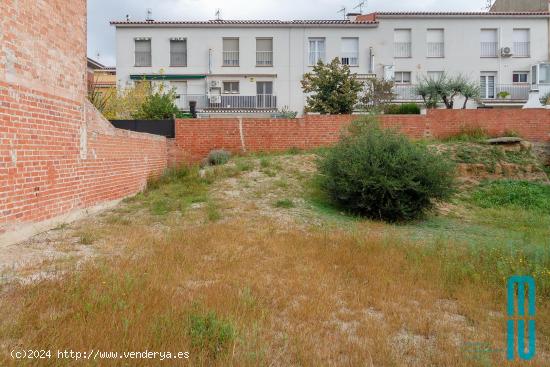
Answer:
[206, 202, 222, 222]
[188, 311, 236, 358]
[77, 231, 97, 245]
[442, 126, 488, 143]
[470, 180, 550, 212]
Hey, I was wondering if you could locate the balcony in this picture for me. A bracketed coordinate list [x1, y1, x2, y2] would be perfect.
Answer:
[427, 42, 444, 58]
[513, 42, 530, 57]
[134, 52, 152, 67]
[392, 85, 422, 101]
[223, 51, 240, 66]
[480, 42, 498, 57]
[176, 94, 277, 111]
[341, 52, 359, 66]
[256, 51, 273, 66]
[480, 84, 530, 101]
[394, 42, 412, 58]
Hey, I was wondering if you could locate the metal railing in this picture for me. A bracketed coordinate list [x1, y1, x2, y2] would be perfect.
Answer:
[481, 84, 530, 100]
[341, 52, 359, 66]
[392, 85, 422, 101]
[135, 52, 152, 67]
[256, 51, 273, 66]
[427, 42, 444, 58]
[394, 42, 412, 58]
[480, 42, 498, 57]
[223, 51, 240, 66]
[176, 94, 277, 110]
[513, 42, 530, 57]
[170, 53, 187, 67]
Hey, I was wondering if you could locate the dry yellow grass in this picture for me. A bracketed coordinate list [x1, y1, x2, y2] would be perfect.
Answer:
[0, 154, 548, 366]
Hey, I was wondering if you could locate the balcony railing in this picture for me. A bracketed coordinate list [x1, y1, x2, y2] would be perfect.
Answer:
[481, 84, 530, 100]
[176, 94, 277, 110]
[341, 52, 359, 66]
[256, 51, 273, 66]
[394, 42, 412, 58]
[427, 42, 444, 58]
[392, 85, 422, 101]
[513, 42, 530, 57]
[223, 51, 240, 66]
[480, 42, 498, 57]
[135, 52, 152, 67]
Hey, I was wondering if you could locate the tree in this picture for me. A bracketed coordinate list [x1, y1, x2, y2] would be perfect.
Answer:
[301, 58, 363, 114]
[361, 78, 396, 111]
[415, 73, 480, 109]
[132, 83, 179, 120]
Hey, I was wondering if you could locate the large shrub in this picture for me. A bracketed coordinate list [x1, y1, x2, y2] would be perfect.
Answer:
[318, 117, 456, 221]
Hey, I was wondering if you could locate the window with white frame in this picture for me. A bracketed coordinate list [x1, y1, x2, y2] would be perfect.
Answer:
[513, 29, 530, 57]
[170, 39, 187, 67]
[309, 38, 326, 65]
[427, 29, 444, 58]
[223, 38, 239, 66]
[427, 71, 444, 80]
[134, 38, 152, 67]
[256, 38, 273, 66]
[480, 29, 498, 57]
[223, 81, 240, 94]
[513, 72, 529, 83]
[394, 29, 412, 58]
[341, 38, 359, 66]
[394, 72, 411, 84]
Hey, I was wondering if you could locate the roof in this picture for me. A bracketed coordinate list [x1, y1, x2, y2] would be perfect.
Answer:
[371, 11, 550, 17]
[110, 19, 379, 27]
[87, 57, 106, 70]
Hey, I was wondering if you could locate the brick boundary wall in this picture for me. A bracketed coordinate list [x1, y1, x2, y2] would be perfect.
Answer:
[171, 109, 550, 163]
[0, 0, 167, 241]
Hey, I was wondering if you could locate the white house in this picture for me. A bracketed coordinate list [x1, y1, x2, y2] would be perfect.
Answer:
[111, 10, 550, 114]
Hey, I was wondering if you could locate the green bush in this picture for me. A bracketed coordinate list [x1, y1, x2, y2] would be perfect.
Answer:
[383, 103, 421, 115]
[470, 180, 550, 212]
[318, 117, 456, 222]
[207, 150, 231, 166]
[188, 311, 235, 358]
[133, 88, 179, 120]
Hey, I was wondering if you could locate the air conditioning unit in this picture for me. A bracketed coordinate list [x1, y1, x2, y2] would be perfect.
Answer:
[209, 95, 222, 104]
[209, 80, 221, 88]
[501, 47, 513, 57]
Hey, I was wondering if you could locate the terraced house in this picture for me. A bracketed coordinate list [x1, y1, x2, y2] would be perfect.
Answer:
[111, 6, 550, 115]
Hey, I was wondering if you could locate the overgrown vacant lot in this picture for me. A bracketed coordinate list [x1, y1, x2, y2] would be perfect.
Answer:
[1, 145, 549, 366]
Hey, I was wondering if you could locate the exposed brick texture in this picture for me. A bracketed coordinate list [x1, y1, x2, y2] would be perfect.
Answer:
[172, 110, 550, 163]
[0, 0, 167, 235]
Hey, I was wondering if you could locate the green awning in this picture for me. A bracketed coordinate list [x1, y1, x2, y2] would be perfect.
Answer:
[130, 74, 207, 81]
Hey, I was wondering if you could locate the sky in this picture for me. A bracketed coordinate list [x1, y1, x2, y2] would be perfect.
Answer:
[87, 0, 490, 66]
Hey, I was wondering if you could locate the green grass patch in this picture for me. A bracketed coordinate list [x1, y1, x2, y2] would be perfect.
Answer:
[274, 199, 295, 209]
[188, 311, 236, 358]
[470, 180, 550, 212]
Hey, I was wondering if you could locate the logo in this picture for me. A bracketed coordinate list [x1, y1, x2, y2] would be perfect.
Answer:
[507, 276, 536, 361]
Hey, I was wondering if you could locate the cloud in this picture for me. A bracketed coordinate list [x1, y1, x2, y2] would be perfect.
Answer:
[87, 0, 487, 66]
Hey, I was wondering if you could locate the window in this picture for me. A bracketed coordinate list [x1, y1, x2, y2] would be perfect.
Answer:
[223, 38, 239, 66]
[513, 29, 530, 57]
[341, 38, 359, 66]
[134, 39, 152, 67]
[427, 29, 444, 58]
[513, 72, 529, 83]
[309, 38, 326, 65]
[257, 82, 275, 108]
[256, 38, 273, 66]
[427, 71, 444, 80]
[480, 73, 496, 99]
[394, 29, 412, 58]
[223, 81, 239, 94]
[480, 29, 498, 57]
[170, 39, 187, 67]
[394, 72, 411, 84]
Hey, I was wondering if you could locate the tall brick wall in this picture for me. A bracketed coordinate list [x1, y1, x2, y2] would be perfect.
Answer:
[172, 110, 550, 163]
[0, 0, 167, 236]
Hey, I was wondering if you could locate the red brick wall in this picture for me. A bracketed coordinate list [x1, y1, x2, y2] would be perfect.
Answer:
[173, 110, 550, 163]
[0, 0, 167, 235]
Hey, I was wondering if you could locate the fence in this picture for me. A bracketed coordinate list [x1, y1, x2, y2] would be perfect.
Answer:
[110, 119, 175, 138]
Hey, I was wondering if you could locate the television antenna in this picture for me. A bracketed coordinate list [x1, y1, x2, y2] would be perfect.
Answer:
[353, 1, 366, 14]
[215, 9, 222, 21]
[146, 8, 153, 21]
[337, 6, 347, 20]
[483, 0, 494, 10]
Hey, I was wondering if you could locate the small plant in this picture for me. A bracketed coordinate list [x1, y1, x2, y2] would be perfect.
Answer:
[78, 230, 97, 245]
[442, 126, 489, 142]
[497, 91, 511, 99]
[540, 92, 550, 105]
[470, 180, 550, 212]
[206, 202, 222, 222]
[278, 106, 298, 119]
[383, 103, 420, 115]
[318, 116, 456, 222]
[133, 85, 180, 120]
[207, 150, 231, 166]
[274, 199, 295, 209]
[188, 311, 236, 358]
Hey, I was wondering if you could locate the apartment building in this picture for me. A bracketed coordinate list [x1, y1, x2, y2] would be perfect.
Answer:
[112, 11, 550, 114]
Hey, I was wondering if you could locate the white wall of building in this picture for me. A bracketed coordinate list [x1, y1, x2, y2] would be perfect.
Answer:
[114, 14, 549, 114]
